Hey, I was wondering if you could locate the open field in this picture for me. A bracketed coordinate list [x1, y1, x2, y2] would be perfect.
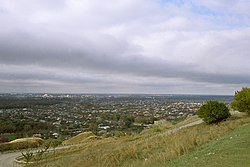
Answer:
[23, 114, 250, 167]
[0, 135, 17, 140]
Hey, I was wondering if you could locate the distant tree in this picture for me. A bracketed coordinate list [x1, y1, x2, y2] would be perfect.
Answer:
[125, 115, 134, 128]
[23, 124, 31, 135]
[197, 101, 231, 124]
[114, 130, 124, 137]
[231, 87, 250, 114]
[88, 123, 98, 133]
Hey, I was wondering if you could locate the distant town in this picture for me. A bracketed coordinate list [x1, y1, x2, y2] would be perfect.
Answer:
[0, 93, 233, 142]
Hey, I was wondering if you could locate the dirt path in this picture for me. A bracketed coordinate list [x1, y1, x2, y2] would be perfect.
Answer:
[162, 119, 203, 135]
[142, 119, 203, 142]
[0, 151, 21, 167]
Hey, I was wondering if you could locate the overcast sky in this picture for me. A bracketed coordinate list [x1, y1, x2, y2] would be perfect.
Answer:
[0, 0, 249, 95]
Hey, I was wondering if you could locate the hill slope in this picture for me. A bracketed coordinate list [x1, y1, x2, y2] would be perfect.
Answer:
[153, 123, 250, 167]
[62, 132, 98, 145]
[26, 116, 250, 167]
[9, 137, 43, 144]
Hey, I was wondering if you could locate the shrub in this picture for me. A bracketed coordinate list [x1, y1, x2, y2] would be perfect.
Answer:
[197, 101, 231, 124]
[114, 130, 124, 137]
[0, 141, 40, 152]
[231, 87, 250, 114]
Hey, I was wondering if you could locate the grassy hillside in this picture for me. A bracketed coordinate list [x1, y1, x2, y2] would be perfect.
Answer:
[153, 122, 250, 167]
[0, 137, 43, 152]
[62, 132, 98, 145]
[26, 115, 250, 167]
[9, 137, 43, 144]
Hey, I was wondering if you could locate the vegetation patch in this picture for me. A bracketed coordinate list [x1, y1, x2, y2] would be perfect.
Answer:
[26, 115, 250, 167]
[154, 121, 250, 167]
[231, 87, 250, 114]
[0, 137, 43, 152]
[197, 101, 231, 124]
[9, 137, 43, 144]
[62, 132, 99, 145]
[0, 134, 17, 140]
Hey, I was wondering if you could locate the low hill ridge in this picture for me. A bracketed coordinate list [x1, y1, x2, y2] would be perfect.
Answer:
[63, 132, 98, 145]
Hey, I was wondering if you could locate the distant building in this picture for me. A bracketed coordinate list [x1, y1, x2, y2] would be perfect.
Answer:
[52, 132, 59, 138]
[33, 133, 42, 138]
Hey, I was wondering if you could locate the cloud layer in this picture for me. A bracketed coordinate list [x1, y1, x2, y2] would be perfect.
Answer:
[0, 0, 249, 94]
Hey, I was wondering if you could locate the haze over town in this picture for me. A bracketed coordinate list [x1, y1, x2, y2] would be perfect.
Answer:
[0, 0, 250, 94]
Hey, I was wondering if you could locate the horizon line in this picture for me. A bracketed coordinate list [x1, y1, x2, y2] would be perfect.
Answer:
[0, 92, 234, 96]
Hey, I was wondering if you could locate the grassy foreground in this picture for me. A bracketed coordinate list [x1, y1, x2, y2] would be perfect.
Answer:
[153, 122, 250, 167]
[26, 115, 250, 167]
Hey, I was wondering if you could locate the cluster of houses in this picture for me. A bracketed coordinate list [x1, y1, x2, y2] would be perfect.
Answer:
[0, 95, 203, 140]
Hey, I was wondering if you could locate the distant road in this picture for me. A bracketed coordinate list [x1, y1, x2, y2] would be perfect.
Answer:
[0, 120, 203, 167]
[0, 151, 21, 167]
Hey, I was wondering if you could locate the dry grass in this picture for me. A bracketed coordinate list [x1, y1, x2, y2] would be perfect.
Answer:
[0, 137, 43, 152]
[62, 132, 99, 145]
[9, 137, 43, 144]
[27, 114, 250, 167]
[155, 121, 250, 167]
[174, 115, 200, 127]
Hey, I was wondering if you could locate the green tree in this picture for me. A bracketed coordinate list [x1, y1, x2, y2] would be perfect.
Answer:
[197, 101, 231, 124]
[124, 115, 134, 128]
[114, 130, 124, 137]
[231, 87, 250, 114]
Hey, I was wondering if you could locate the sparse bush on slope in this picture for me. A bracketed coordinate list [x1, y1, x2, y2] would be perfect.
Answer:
[0, 137, 43, 152]
[231, 87, 250, 114]
[197, 101, 231, 124]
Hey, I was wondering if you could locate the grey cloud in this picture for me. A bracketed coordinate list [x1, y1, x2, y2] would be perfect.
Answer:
[0, 28, 250, 86]
[0, 0, 249, 94]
